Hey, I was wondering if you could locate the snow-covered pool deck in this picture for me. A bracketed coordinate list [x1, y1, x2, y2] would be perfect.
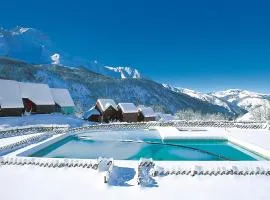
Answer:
[156, 127, 270, 159]
[0, 126, 270, 200]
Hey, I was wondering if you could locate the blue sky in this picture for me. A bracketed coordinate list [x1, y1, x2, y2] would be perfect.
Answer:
[1, 0, 270, 93]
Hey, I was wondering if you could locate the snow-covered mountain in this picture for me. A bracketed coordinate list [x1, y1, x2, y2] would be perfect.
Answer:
[163, 85, 270, 120]
[0, 26, 141, 79]
[0, 57, 233, 117]
[162, 84, 245, 116]
[211, 89, 270, 112]
[211, 89, 270, 121]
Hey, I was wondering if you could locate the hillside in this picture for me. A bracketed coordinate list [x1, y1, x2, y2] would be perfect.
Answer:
[163, 85, 270, 120]
[0, 57, 233, 116]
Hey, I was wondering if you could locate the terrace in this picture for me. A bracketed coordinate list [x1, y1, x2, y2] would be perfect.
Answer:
[0, 121, 270, 200]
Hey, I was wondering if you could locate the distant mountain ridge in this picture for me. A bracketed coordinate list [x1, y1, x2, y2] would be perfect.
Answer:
[163, 84, 270, 120]
[0, 26, 141, 79]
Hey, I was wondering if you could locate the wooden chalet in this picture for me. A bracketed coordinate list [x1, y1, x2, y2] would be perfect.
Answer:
[83, 106, 101, 122]
[95, 99, 118, 122]
[117, 103, 138, 122]
[138, 106, 157, 122]
[0, 79, 24, 116]
[19, 82, 55, 114]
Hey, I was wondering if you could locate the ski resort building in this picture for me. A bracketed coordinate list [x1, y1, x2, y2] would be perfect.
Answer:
[138, 106, 157, 122]
[50, 88, 75, 114]
[0, 79, 24, 116]
[83, 106, 101, 122]
[117, 103, 138, 122]
[19, 82, 56, 114]
[95, 99, 118, 122]
[0, 79, 75, 116]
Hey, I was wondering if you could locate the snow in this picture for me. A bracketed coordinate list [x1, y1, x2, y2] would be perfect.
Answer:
[104, 66, 141, 79]
[83, 106, 100, 119]
[97, 99, 118, 111]
[51, 53, 60, 65]
[0, 124, 270, 199]
[18, 27, 31, 34]
[0, 79, 24, 108]
[19, 82, 55, 105]
[156, 113, 177, 122]
[50, 88, 75, 107]
[118, 103, 138, 113]
[163, 84, 241, 114]
[0, 133, 45, 148]
[0, 160, 270, 200]
[0, 113, 90, 130]
[138, 106, 156, 117]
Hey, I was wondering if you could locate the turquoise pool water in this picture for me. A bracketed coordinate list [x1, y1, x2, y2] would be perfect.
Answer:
[30, 134, 266, 161]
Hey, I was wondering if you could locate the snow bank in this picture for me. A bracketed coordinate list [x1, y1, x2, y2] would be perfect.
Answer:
[0, 113, 90, 130]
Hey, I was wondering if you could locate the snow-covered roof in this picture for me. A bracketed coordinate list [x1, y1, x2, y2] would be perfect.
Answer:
[19, 82, 55, 105]
[118, 103, 138, 113]
[156, 113, 177, 122]
[0, 79, 24, 108]
[138, 106, 156, 117]
[97, 99, 117, 111]
[83, 106, 101, 119]
[50, 88, 75, 107]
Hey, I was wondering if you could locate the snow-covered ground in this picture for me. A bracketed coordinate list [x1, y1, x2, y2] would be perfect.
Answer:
[0, 160, 270, 200]
[0, 113, 91, 130]
[0, 121, 270, 200]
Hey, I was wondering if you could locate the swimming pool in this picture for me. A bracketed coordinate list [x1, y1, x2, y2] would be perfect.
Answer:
[29, 132, 266, 161]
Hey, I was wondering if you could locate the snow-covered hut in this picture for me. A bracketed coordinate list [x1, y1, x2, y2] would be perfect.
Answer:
[0, 79, 24, 116]
[117, 103, 138, 122]
[83, 106, 101, 122]
[50, 88, 75, 114]
[95, 99, 118, 122]
[19, 82, 55, 114]
[138, 106, 157, 122]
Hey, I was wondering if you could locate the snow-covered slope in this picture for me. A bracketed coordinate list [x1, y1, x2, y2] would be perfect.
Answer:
[0, 26, 141, 79]
[211, 89, 270, 112]
[163, 85, 270, 120]
[0, 57, 233, 117]
[211, 89, 270, 121]
[162, 84, 245, 116]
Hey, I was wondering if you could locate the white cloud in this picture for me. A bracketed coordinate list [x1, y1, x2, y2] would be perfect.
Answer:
[51, 53, 60, 65]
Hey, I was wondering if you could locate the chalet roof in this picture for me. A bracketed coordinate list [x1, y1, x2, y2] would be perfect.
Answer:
[97, 99, 117, 111]
[118, 103, 138, 113]
[0, 79, 24, 108]
[50, 88, 75, 107]
[83, 106, 101, 119]
[138, 106, 156, 118]
[19, 82, 55, 105]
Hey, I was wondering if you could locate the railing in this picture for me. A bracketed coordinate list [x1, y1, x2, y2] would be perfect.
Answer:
[0, 156, 99, 170]
[70, 120, 269, 133]
[0, 129, 67, 156]
[137, 159, 270, 186]
[0, 125, 69, 139]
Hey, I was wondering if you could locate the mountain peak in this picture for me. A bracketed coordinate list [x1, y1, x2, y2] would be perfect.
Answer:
[0, 26, 141, 79]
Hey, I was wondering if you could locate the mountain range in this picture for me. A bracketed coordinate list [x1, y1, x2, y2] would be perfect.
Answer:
[163, 84, 270, 120]
[0, 26, 269, 120]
